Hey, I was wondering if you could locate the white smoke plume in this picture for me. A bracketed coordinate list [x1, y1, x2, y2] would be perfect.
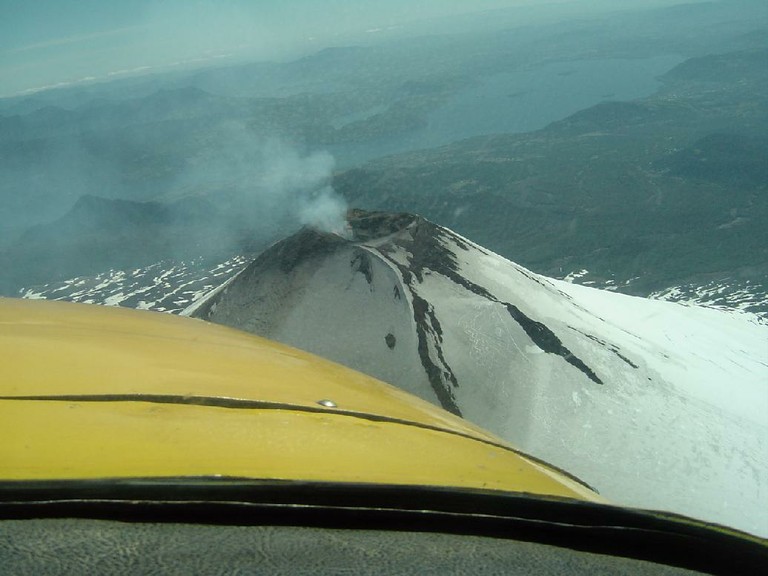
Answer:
[299, 185, 349, 235]
[173, 122, 348, 243]
[257, 140, 348, 234]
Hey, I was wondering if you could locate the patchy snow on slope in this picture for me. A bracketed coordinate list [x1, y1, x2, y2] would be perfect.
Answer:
[20, 256, 250, 314]
[440, 227, 767, 536]
[649, 277, 768, 320]
[554, 280, 767, 422]
[562, 269, 590, 283]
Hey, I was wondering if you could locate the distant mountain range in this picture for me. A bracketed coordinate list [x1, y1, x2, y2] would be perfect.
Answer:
[5, 46, 767, 312]
[2, 0, 766, 236]
[2, 1, 766, 319]
[334, 48, 768, 306]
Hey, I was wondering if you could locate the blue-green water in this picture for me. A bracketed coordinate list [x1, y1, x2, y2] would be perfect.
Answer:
[426, 55, 684, 141]
[332, 54, 684, 166]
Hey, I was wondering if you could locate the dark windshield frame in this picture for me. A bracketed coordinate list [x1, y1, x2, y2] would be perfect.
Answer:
[1, 478, 766, 575]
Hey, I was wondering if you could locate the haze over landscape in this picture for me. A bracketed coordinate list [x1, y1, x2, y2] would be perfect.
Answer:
[1, 0, 704, 98]
[1, 0, 767, 538]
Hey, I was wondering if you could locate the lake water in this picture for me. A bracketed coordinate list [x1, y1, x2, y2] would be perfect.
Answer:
[332, 54, 684, 166]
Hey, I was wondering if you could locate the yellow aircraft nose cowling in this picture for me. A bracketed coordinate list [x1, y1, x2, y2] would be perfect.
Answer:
[0, 297, 601, 502]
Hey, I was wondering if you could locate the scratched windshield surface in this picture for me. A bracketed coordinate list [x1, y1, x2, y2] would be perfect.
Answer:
[1, 0, 767, 539]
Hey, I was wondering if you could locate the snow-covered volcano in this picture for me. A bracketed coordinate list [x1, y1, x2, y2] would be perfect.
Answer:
[189, 209, 768, 537]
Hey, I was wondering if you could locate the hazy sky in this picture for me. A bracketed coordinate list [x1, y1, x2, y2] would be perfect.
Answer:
[0, 0, 704, 98]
